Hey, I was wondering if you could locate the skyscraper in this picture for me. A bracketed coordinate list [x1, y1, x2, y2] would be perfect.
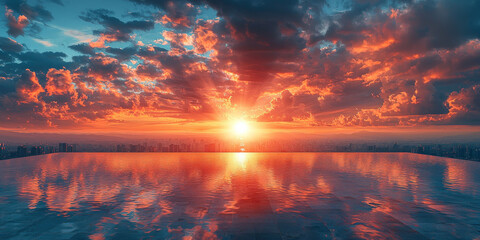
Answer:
[59, 143, 67, 152]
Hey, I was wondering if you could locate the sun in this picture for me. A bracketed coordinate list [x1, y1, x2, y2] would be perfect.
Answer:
[233, 120, 249, 136]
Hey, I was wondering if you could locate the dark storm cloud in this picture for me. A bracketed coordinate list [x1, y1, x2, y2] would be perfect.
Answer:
[76, 54, 131, 81]
[69, 43, 95, 55]
[391, 0, 480, 53]
[0, 51, 14, 62]
[136, 45, 231, 116]
[323, 0, 390, 45]
[3, 0, 55, 37]
[447, 85, 480, 124]
[0, 37, 22, 62]
[0, 50, 69, 84]
[142, 0, 321, 108]
[205, 0, 311, 81]
[0, 75, 15, 94]
[80, 9, 155, 43]
[129, 0, 197, 29]
[1, 0, 480, 129]
[15, 51, 68, 73]
[258, 80, 382, 122]
[4, 7, 29, 37]
[0, 37, 23, 52]
[130, 0, 317, 82]
[105, 46, 138, 62]
[136, 63, 162, 78]
[4, 0, 53, 22]
[324, 0, 480, 53]
[125, 0, 480, 125]
[144, 52, 207, 99]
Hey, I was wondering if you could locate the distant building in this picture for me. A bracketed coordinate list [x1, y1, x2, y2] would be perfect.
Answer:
[67, 144, 76, 152]
[147, 145, 155, 152]
[0, 143, 5, 157]
[169, 144, 179, 152]
[129, 144, 139, 152]
[117, 144, 127, 152]
[59, 143, 68, 152]
[30, 146, 43, 155]
[58, 143, 76, 152]
[17, 146, 27, 157]
[46, 146, 55, 154]
[205, 143, 215, 152]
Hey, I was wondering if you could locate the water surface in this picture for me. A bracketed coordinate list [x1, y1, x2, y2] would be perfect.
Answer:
[0, 152, 479, 239]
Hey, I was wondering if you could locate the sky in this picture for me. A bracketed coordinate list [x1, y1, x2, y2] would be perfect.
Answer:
[0, 0, 480, 137]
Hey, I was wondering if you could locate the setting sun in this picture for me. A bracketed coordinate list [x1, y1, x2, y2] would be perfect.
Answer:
[233, 121, 249, 136]
[0, 0, 479, 239]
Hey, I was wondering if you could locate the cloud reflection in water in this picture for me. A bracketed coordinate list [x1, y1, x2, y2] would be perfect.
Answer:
[0, 152, 479, 239]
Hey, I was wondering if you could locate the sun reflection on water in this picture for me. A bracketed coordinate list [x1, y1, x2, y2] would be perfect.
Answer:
[1, 152, 479, 239]
[234, 152, 248, 170]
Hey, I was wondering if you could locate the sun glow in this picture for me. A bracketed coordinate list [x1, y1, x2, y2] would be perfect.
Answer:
[234, 152, 248, 170]
[233, 120, 249, 136]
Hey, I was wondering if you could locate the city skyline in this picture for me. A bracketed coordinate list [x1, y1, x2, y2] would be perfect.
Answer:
[2, 138, 480, 161]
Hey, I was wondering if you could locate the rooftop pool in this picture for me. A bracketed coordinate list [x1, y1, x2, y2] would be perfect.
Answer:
[0, 152, 479, 239]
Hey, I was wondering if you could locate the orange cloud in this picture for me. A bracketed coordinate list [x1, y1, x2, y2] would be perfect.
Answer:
[16, 69, 44, 103]
[159, 14, 190, 28]
[194, 20, 218, 54]
[45, 68, 77, 97]
[5, 7, 29, 37]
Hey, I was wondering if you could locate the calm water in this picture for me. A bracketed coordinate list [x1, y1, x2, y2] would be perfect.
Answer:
[0, 153, 479, 239]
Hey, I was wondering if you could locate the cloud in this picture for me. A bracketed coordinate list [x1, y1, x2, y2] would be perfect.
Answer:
[78, 54, 132, 81]
[193, 19, 218, 54]
[4, 0, 53, 22]
[446, 85, 480, 124]
[1, 0, 480, 129]
[105, 46, 138, 62]
[0, 37, 23, 52]
[80, 9, 155, 47]
[207, 0, 309, 85]
[5, 7, 29, 37]
[13, 51, 69, 74]
[16, 69, 44, 103]
[3, 0, 55, 36]
[45, 68, 76, 97]
[48, 25, 95, 43]
[69, 43, 95, 55]
[130, 0, 197, 29]
[32, 38, 54, 47]
[258, 90, 309, 122]
[391, 0, 480, 53]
